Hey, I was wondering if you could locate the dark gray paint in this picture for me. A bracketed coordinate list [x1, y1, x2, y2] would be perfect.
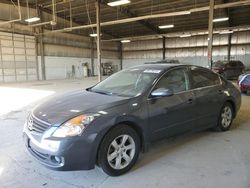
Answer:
[23, 64, 241, 171]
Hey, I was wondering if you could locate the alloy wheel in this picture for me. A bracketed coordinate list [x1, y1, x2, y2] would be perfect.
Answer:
[107, 134, 136, 170]
[221, 106, 232, 128]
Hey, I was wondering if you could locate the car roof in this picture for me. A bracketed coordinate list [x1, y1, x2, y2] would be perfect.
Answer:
[129, 63, 185, 71]
[144, 60, 180, 64]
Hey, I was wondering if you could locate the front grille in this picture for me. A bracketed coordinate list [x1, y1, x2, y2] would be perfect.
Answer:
[29, 115, 51, 133]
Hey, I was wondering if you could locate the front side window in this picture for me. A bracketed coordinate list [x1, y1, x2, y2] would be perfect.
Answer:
[154, 68, 189, 93]
[190, 67, 220, 89]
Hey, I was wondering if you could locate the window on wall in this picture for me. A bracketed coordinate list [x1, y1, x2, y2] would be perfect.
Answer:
[190, 66, 220, 89]
[155, 68, 189, 93]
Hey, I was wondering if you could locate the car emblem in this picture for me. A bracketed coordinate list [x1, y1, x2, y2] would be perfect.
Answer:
[27, 116, 33, 131]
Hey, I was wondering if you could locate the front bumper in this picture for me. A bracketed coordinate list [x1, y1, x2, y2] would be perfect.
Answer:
[23, 123, 98, 171]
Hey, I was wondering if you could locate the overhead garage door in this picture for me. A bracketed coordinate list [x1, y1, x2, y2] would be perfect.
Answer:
[0, 32, 38, 82]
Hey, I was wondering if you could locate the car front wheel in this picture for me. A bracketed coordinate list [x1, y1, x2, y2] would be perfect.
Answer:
[98, 125, 140, 176]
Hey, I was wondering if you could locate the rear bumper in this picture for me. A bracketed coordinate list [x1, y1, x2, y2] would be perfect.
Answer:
[23, 123, 98, 171]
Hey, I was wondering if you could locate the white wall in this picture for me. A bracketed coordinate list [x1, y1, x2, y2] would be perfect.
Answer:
[38, 56, 121, 80]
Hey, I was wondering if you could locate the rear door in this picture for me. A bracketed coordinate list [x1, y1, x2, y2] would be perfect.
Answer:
[189, 66, 224, 128]
[148, 67, 197, 140]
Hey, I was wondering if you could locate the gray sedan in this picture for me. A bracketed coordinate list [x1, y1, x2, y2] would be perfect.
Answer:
[23, 64, 241, 176]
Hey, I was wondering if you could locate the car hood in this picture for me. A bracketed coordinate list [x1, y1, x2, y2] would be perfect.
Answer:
[32, 90, 129, 125]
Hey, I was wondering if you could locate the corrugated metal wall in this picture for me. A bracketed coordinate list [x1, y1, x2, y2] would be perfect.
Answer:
[0, 29, 121, 81]
[0, 32, 37, 82]
[39, 32, 121, 79]
[41, 32, 120, 59]
[0, 2, 121, 81]
[37, 56, 120, 80]
[123, 31, 250, 69]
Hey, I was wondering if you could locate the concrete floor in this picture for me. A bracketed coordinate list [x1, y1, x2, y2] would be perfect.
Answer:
[0, 78, 250, 188]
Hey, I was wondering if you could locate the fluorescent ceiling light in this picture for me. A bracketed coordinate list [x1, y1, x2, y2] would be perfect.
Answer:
[159, 24, 174, 29]
[180, 34, 191, 38]
[121, 39, 131, 43]
[25, 17, 40, 23]
[213, 17, 229, 22]
[184, 11, 191, 15]
[219, 30, 233, 34]
[107, 0, 131, 7]
[89, 33, 98, 37]
[197, 31, 208, 35]
[50, 21, 57, 26]
[64, 28, 73, 32]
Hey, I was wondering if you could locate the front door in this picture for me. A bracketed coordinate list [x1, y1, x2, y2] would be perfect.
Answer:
[148, 67, 197, 141]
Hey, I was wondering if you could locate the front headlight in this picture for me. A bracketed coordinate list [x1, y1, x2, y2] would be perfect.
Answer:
[52, 114, 99, 138]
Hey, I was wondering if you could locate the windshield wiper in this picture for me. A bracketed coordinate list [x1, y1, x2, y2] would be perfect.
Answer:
[109, 92, 131, 97]
[89, 89, 113, 96]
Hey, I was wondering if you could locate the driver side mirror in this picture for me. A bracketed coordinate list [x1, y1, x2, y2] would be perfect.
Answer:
[151, 88, 174, 97]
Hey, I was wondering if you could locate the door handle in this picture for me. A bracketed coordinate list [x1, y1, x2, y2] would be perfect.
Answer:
[187, 98, 193, 104]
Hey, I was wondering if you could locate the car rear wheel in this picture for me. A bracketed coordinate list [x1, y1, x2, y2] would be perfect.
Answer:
[215, 102, 234, 131]
[98, 125, 140, 176]
[241, 90, 247, 94]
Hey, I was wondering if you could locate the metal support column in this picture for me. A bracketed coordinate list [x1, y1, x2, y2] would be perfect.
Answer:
[34, 28, 40, 80]
[163, 36, 166, 60]
[90, 37, 95, 76]
[96, 0, 102, 82]
[0, 38, 4, 82]
[227, 33, 232, 62]
[119, 42, 123, 70]
[24, 35, 28, 81]
[207, 0, 214, 68]
[38, 8, 46, 80]
[39, 28, 46, 80]
[11, 25, 17, 81]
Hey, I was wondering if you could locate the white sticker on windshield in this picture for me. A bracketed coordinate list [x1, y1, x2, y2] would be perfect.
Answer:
[143, 69, 162, 74]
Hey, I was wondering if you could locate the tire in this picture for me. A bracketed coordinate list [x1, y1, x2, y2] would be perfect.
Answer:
[97, 125, 140, 176]
[215, 102, 234, 131]
[241, 90, 247, 94]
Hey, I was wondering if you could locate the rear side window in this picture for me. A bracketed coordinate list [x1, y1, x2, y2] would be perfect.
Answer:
[190, 67, 220, 89]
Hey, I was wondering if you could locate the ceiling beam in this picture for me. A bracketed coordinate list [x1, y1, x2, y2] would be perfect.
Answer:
[38, 4, 121, 39]
[0, 0, 119, 38]
[102, 24, 250, 42]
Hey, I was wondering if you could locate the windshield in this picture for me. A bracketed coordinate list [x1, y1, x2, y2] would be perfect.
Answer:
[90, 68, 161, 97]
